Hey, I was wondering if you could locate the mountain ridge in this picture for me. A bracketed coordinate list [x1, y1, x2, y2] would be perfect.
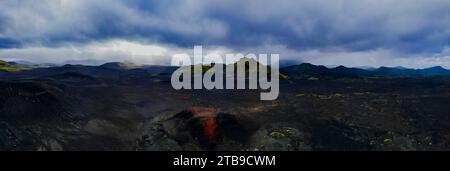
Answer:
[3, 59, 450, 78]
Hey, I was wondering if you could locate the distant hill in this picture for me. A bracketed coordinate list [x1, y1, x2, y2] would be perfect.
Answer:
[99, 62, 144, 70]
[280, 63, 371, 80]
[0, 60, 31, 72]
[373, 66, 450, 76]
[176, 57, 289, 80]
[3, 59, 450, 79]
[7, 60, 59, 68]
[281, 63, 450, 79]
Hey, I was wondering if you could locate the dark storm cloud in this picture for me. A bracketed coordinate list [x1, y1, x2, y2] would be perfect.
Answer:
[1, 0, 450, 67]
[123, 0, 450, 54]
[205, 0, 450, 54]
[0, 38, 20, 49]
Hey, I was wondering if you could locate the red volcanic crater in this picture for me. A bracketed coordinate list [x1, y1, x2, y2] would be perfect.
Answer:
[184, 107, 219, 143]
[172, 106, 259, 149]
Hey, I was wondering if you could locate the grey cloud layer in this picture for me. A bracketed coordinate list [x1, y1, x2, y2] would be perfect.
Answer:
[1, 0, 450, 67]
[0, 0, 229, 46]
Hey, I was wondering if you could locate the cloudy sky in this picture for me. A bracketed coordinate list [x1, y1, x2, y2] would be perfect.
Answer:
[1, 0, 450, 68]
